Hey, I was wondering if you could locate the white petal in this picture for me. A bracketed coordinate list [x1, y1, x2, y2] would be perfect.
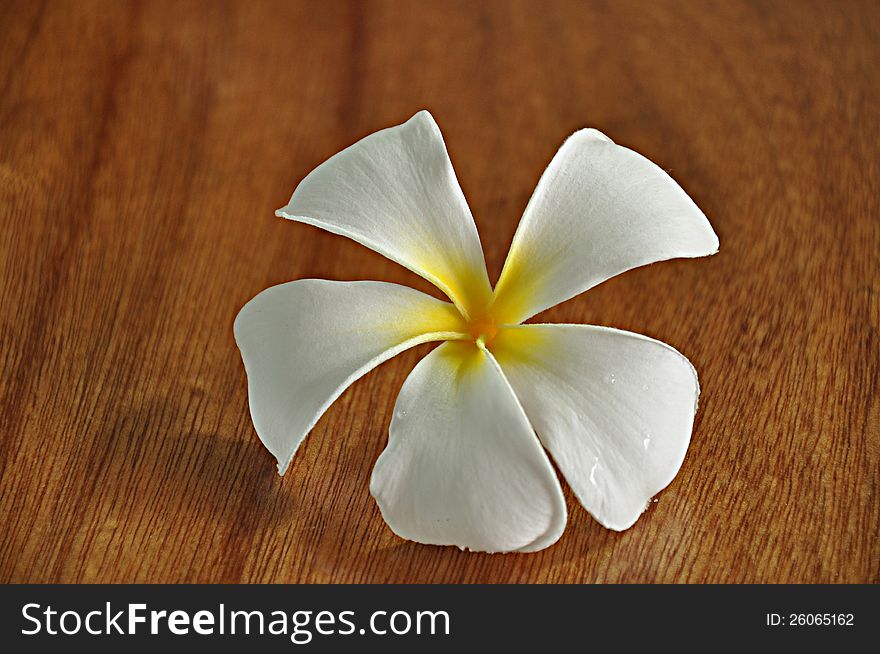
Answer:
[492, 129, 719, 324]
[370, 341, 566, 552]
[491, 324, 699, 530]
[234, 280, 467, 474]
[276, 111, 492, 319]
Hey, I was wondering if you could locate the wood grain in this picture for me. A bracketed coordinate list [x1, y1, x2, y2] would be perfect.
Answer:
[1, 0, 877, 583]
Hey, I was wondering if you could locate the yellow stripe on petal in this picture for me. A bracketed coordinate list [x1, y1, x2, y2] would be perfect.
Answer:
[488, 324, 560, 368]
[489, 243, 549, 326]
[382, 292, 470, 341]
[411, 250, 493, 322]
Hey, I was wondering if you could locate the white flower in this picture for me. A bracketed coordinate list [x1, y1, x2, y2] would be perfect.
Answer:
[235, 111, 718, 553]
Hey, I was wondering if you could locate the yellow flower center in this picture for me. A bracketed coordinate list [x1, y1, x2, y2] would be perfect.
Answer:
[466, 313, 498, 348]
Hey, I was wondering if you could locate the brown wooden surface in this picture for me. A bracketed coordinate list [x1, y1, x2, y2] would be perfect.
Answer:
[1, 0, 878, 584]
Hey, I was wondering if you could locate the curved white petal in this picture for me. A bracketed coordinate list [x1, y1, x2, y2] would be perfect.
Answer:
[492, 129, 719, 324]
[370, 341, 566, 553]
[234, 280, 468, 474]
[276, 111, 492, 319]
[491, 324, 700, 530]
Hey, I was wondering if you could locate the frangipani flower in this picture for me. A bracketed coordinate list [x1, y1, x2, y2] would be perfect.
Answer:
[235, 111, 718, 553]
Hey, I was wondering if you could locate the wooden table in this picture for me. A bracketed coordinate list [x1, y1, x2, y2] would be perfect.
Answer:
[1, 0, 877, 584]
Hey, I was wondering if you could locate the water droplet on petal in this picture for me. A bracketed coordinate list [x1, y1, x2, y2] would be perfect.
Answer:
[589, 457, 599, 485]
[643, 432, 652, 449]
